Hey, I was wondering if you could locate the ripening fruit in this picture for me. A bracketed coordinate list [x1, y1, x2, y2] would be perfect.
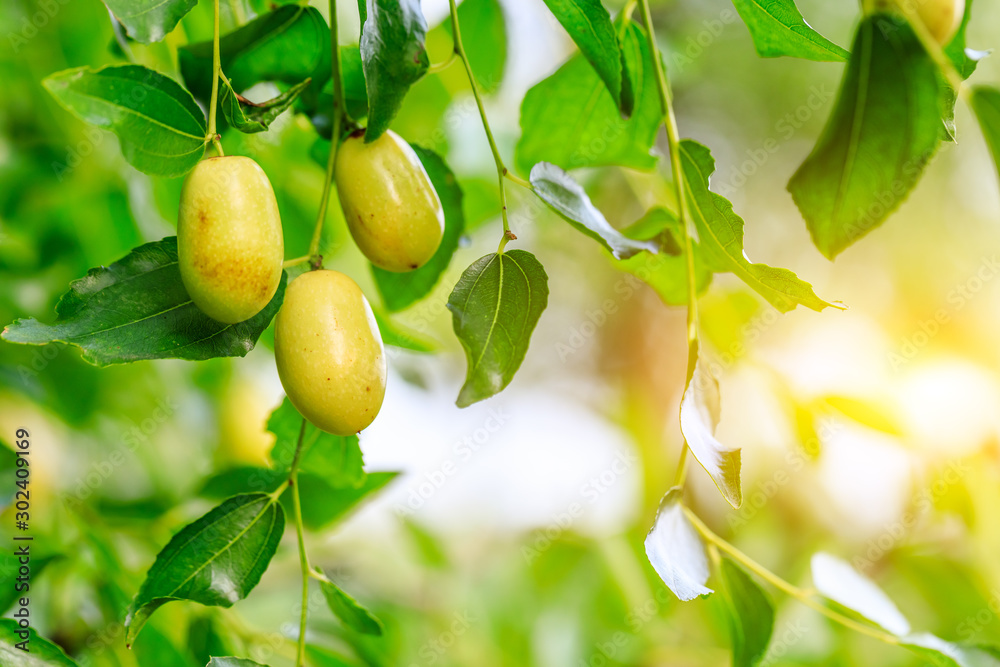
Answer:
[178, 156, 284, 324]
[217, 379, 275, 467]
[335, 129, 444, 272]
[915, 0, 964, 44]
[274, 270, 386, 435]
[863, 0, 964, 44]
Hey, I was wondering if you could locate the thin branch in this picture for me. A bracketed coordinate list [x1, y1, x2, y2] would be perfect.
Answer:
[637, 0, 698, 486]
[447, 0, 514, 252]
[307, 0, 348, 263]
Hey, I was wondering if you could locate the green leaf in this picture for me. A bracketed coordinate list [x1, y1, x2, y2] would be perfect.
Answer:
[221, 77, 312, 134]
[616, 206, 711, 304]
[901, 634, 1000, 667]
[0, 620, 78, 666]
[644, 488, 713, 601]
[680, 140, 835, 312]
[730, 0, 848, 61]
[357, 0, 367, 30]
[810, 552, 911, 635]
[267, 398, 366, 489]
[126, 494, 285, 644]
[188, 614, 240, 665]
[207, 658, 270, 667]
[306, 645, 361, 667]
[373, 308, 438, 353]
[199, 469, 399, 531]
[447, 250, 549, 407]
[199, 467, 284, 499]
[971, 87, 1000, 185]
[180, 6, 331, 106]
[941, 1, 986, 141]
[530, 162, 657, 259]
[298, 472, 399, 530]
[132, 623, 191, 667]
[617, 250, 713, 305]
[787, 14, 943, 259]
[681, 360, 742, 508]
[719, 557, 774, 667]
[2, 238, 285, 366]
[541, 0, 632, 114]
[313, 46, 370, 136]
[319, 572, 384, 635]
[360, 0, 430, 141]
[103, 0, 196, 43]
[373, 145, 465, 311]
[621, 206, 681, 249]
[516, 22, 659, 173]
[0, 549, 58, 615]
[943, 0, 986, 79]
[441, 0, 507, 93]
[43, 64, 206, 178]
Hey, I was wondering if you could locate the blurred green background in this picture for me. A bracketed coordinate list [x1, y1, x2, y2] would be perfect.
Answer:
[1, 0, 1000, 664]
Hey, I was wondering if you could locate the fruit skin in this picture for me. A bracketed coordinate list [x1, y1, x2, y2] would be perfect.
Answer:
[863, 0, 964, 44]
[915, 0, 964, 44]
[335, 129, 444, 272]
[274, 270, 386, 435]
[178, 156, 284, 324]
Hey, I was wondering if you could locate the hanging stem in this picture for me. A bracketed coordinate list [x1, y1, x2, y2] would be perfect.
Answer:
[208, 0, 225, 156]
[637, 0, 698, 486]
[683, 506, 902, 646]
[307, 0, 349, 265]
[288, 418, 311, 667]
[447, 0, 516, 253]
[283, 255, 311, 269]
[634, 0, 918, 655]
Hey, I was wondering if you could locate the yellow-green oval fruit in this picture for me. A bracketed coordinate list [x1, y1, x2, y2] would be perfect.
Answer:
[274, 270, 386, 435]
[915, 0, 964, 44]
[864, 0, 964, 44]
[178, 156, 283, 324]
[335, 129, 444, 272]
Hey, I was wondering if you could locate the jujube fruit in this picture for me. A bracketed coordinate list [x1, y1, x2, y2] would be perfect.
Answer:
[915, 0, 964, 44]
[863, 0, 964, 44]
[335, 129, 444, 272]
[274, 270, 386, 435]
[178, 156, 284, 324]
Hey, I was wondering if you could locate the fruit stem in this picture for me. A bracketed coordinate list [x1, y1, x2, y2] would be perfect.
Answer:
[682, 505, 903, 646]
[282, 255, 311, 269]
[208, 0, 224, 157]
[306, 0, 348, 266]
[447, 0, 513, 252]
[637, 0, 699, 488]
[289, 418, 311, 667]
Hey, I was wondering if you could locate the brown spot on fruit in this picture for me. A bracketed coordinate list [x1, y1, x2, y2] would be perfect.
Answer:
[335, 129, 444, 272]
[274, 270, 386, 435]
[178, 155, 282, 323]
